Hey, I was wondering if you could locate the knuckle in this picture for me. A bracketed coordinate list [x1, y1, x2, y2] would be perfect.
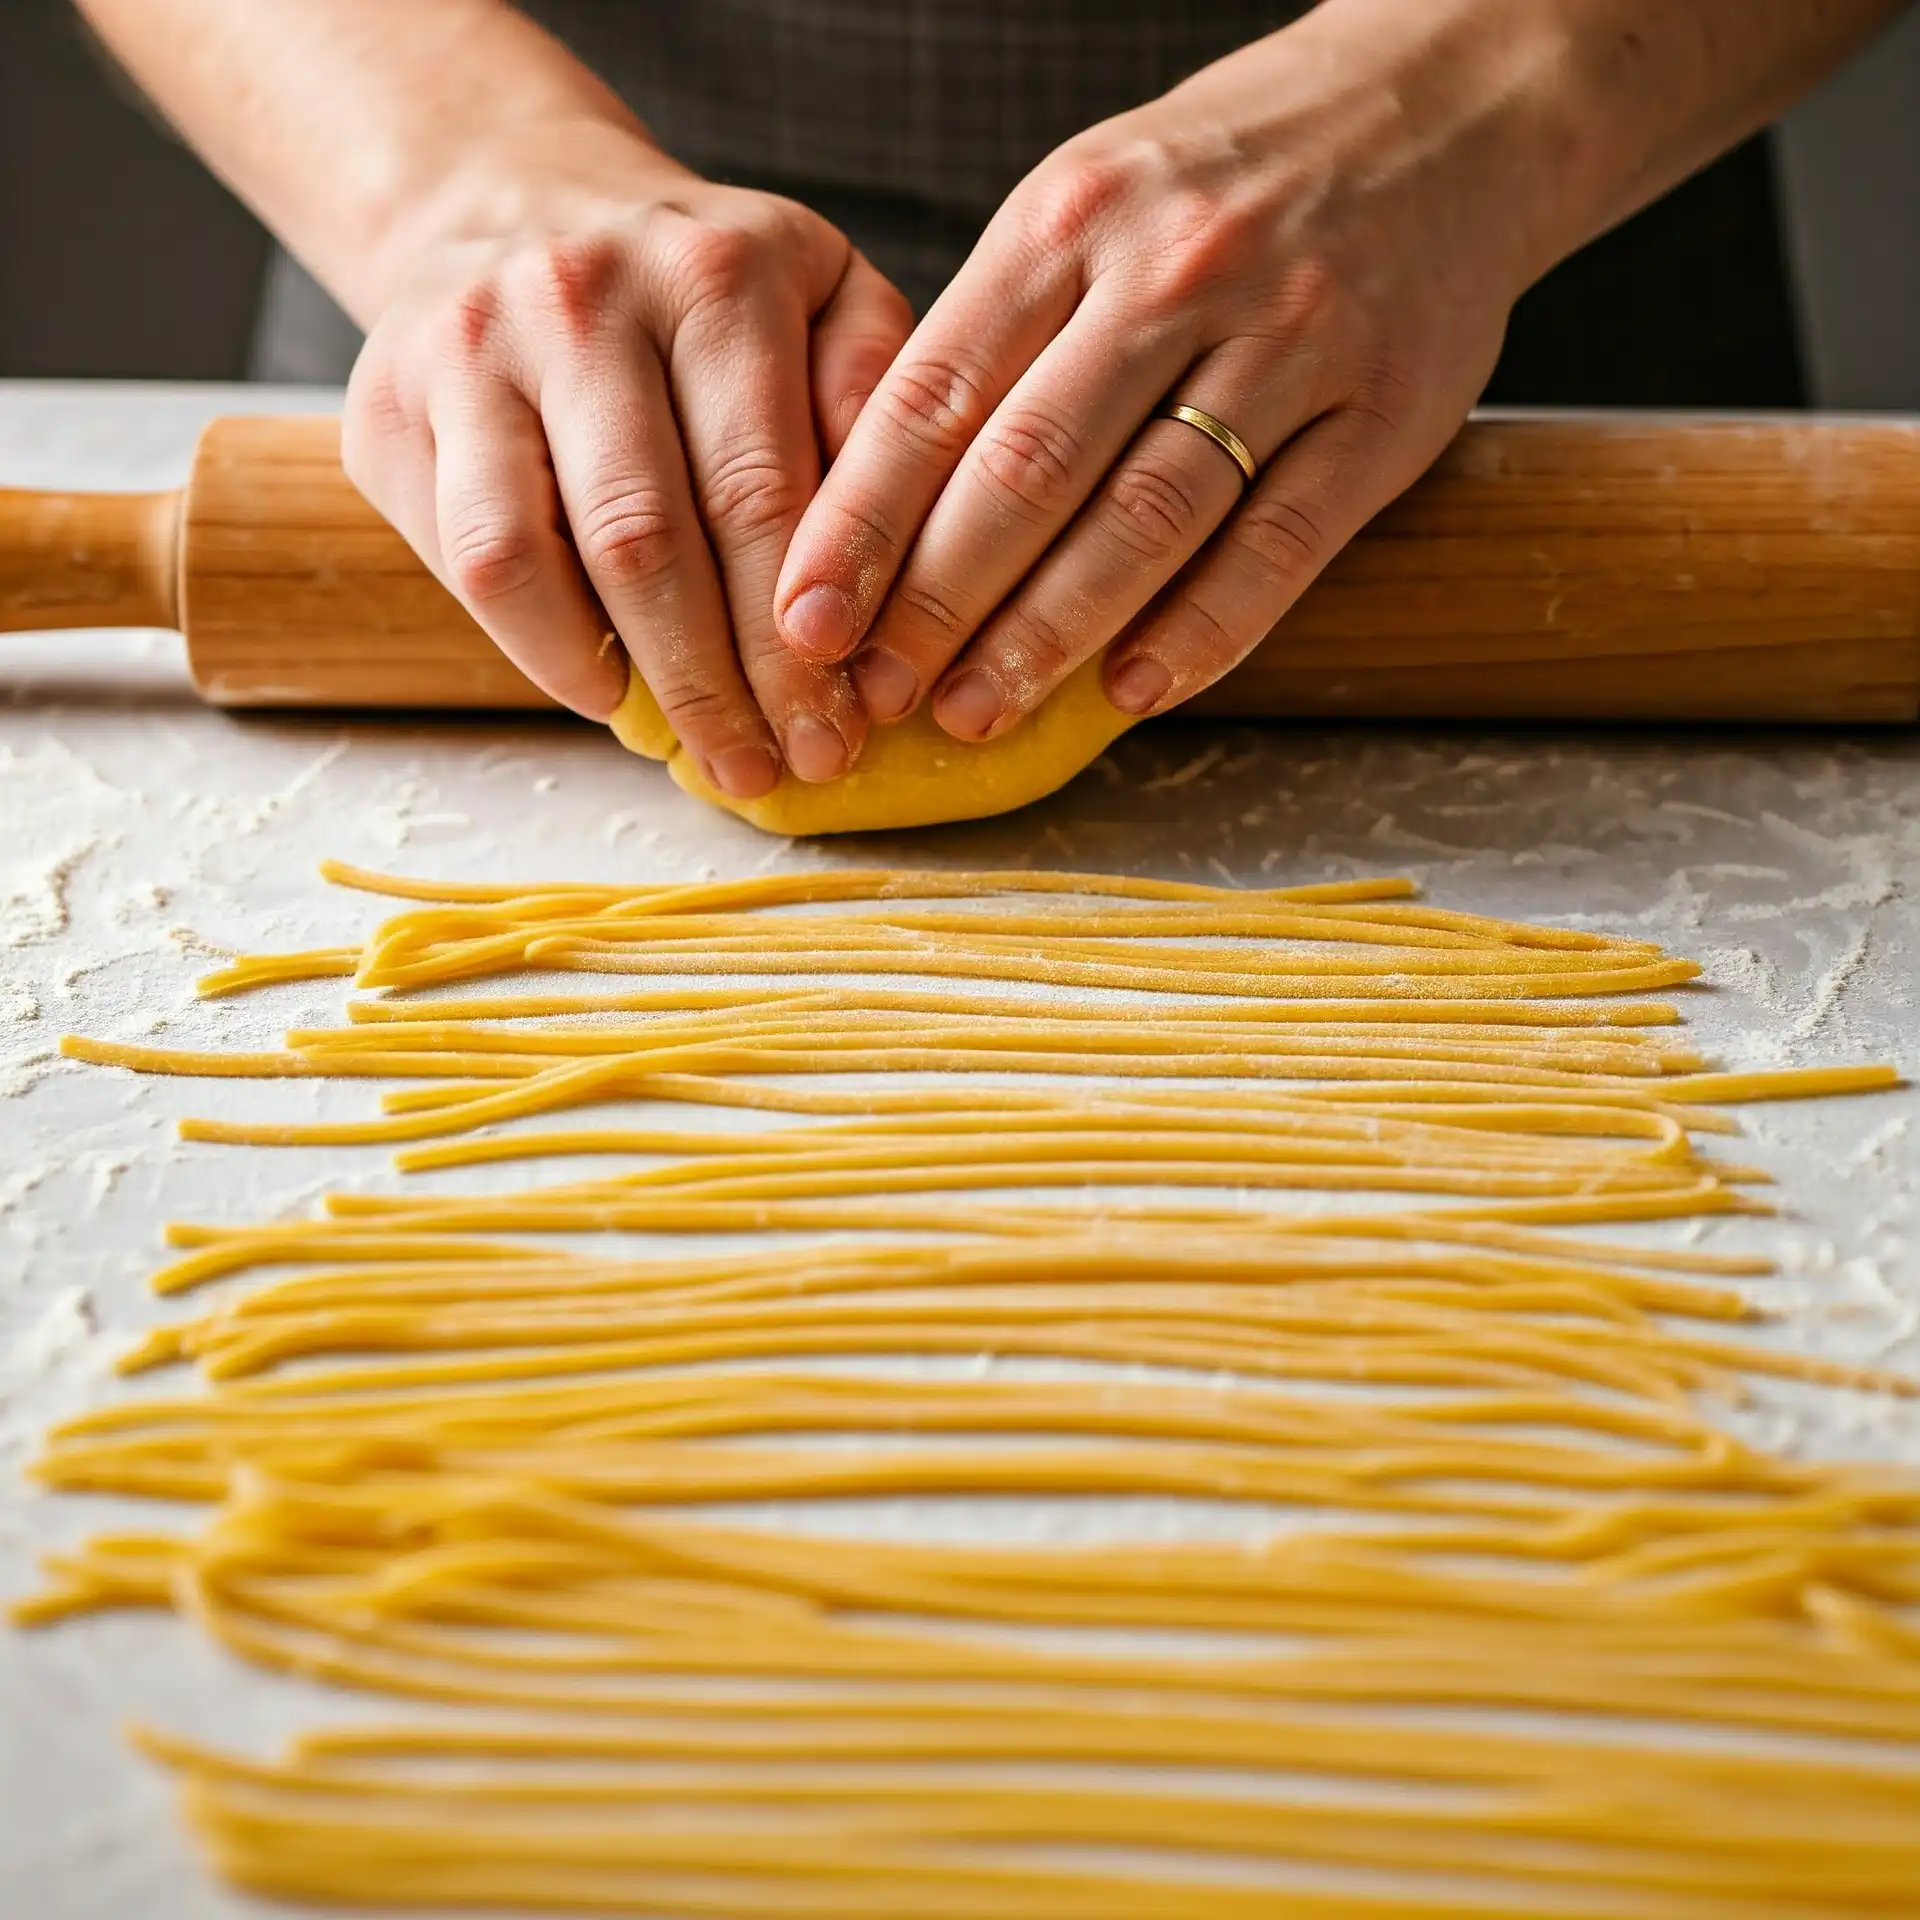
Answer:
[1348, 357, 1423, 437]
[344, 350, 411, 438]
[892, 577, 971, 644]
[1237, 491, 1329, 585]
[701, 445, 807, 547]
[1023, 148, 1138, 253]
[1102, 451, 1207, 560]
[439, 283, 505, 361]
[340, 366, 413, 495]
[517, 233, 627, 336]
[987, 604, 1079, 686]
[645, 672, 736, 739]
[573, 485, 684, 588]
[874, 353, 994, 461]
[1279, 252, 1340, 322]
[1145, 193, 1281, 315]
[1147, 202, 1236, 306]
[1269, 255, 1342, 347]
[971, 403, 1086, 520]
[794, 496, 906, 612]
[443, 520, 544, 607]
[1238, 253, 1341, 353]
[666, 222, 763, 311]
[822, 494, 904, 568]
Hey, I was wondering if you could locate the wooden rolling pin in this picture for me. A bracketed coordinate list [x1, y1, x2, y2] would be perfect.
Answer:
[4, 411, 1919, 723]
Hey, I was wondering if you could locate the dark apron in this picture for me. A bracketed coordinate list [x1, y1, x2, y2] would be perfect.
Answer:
[251, 0, 1307, 381]
[250, 0, 1804, 407]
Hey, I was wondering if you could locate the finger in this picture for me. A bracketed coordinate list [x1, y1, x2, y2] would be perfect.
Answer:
[773, 224, 1083, 667]
[924, 342, 1316, 739]
[811, 250, 915, 463]
[667, 236, 867, 784]
[1103, 403, 1420, 716]
[541, 334, 782, 800]
[342, 350, 445, 576]
[427, 373, 628, 719]
[842, 287, 1198, 729]
[922, 417, 1242, 741]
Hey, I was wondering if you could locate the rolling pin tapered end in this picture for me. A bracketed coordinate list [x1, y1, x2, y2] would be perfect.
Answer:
[0, 487, 181, 635]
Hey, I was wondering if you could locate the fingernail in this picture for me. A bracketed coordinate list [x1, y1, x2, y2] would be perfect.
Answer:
[1107, 656, 1172, 715]
[853, 647, 918, 722]
[784, 712, 849, 782]
[707, 743, 781, 801]
[780, 583, 860, 661]
[935, 670, 1006, 741]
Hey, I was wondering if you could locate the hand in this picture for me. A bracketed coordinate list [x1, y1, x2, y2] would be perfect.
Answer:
[772, 0, 1561, 741]
[343, 123, 913, 795]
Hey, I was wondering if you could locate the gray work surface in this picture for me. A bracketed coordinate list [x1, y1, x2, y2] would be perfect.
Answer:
[1, 381, 1916, 1916]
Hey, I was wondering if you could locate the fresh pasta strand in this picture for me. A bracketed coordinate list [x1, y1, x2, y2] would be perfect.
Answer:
[18, 861, 1914, 1920]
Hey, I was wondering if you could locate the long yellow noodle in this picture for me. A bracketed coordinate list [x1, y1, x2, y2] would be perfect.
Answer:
[17, 861, 1916, 1920]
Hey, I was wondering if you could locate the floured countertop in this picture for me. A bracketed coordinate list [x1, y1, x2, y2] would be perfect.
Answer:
[1, 381, 1916, 1917]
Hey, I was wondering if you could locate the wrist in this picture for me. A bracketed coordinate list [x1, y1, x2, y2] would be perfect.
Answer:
[1258, 0, 1614, 299]
[356, 112, 688, 315]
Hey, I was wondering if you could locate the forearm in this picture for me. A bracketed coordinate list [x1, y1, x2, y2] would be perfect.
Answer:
[1289, 0, 1908, 285]
[74, 0, 659, 322]
[1544, 0, 1905, 250]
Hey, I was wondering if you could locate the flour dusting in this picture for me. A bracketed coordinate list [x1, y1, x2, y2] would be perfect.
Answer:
[1788, 925, 1872, 1043]
[1, 841, 98, 948]
[0, 1289, 96, 1386]
[0, 1287, 115, 1462]
[1140, 743, 1226, 793]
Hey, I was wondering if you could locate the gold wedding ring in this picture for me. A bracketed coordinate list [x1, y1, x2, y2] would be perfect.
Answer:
[1161, 403, 1258, 485]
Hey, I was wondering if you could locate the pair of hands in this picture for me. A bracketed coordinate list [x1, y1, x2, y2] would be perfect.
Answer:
[345, 16, 1540, 799]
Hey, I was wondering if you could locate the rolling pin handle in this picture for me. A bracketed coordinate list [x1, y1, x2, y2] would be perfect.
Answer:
[0, 488, 183, 635]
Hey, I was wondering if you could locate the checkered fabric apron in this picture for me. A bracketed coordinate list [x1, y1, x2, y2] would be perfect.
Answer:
[252, 0, 1308, 379]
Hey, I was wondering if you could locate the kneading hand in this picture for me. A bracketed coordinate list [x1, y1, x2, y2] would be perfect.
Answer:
[772, 0, 1563, 741]
[344, 127, 912, 797]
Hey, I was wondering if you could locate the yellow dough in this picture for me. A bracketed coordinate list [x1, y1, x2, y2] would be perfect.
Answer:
[609, 653, 1135, 834]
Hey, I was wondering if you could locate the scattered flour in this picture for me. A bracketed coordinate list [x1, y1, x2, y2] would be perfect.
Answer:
[0, 1288, 113, 1460]
[1364, 813, 1466, 856]
[0, 840, 98, 949]
[0, 1289, 95, 1383]
[0, 1160, 55, 1215]
[230, 737, 349, 836]
[1140, 743, 1226, 793]
[110, 882, 170, 926]
[1850, 1113, 1912, 1172]
[1788, 925, 1872, 1043]
[0, 1052, 59, 1104]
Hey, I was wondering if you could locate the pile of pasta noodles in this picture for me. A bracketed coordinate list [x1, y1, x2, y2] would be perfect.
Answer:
[17, 861, 1920, 1919]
